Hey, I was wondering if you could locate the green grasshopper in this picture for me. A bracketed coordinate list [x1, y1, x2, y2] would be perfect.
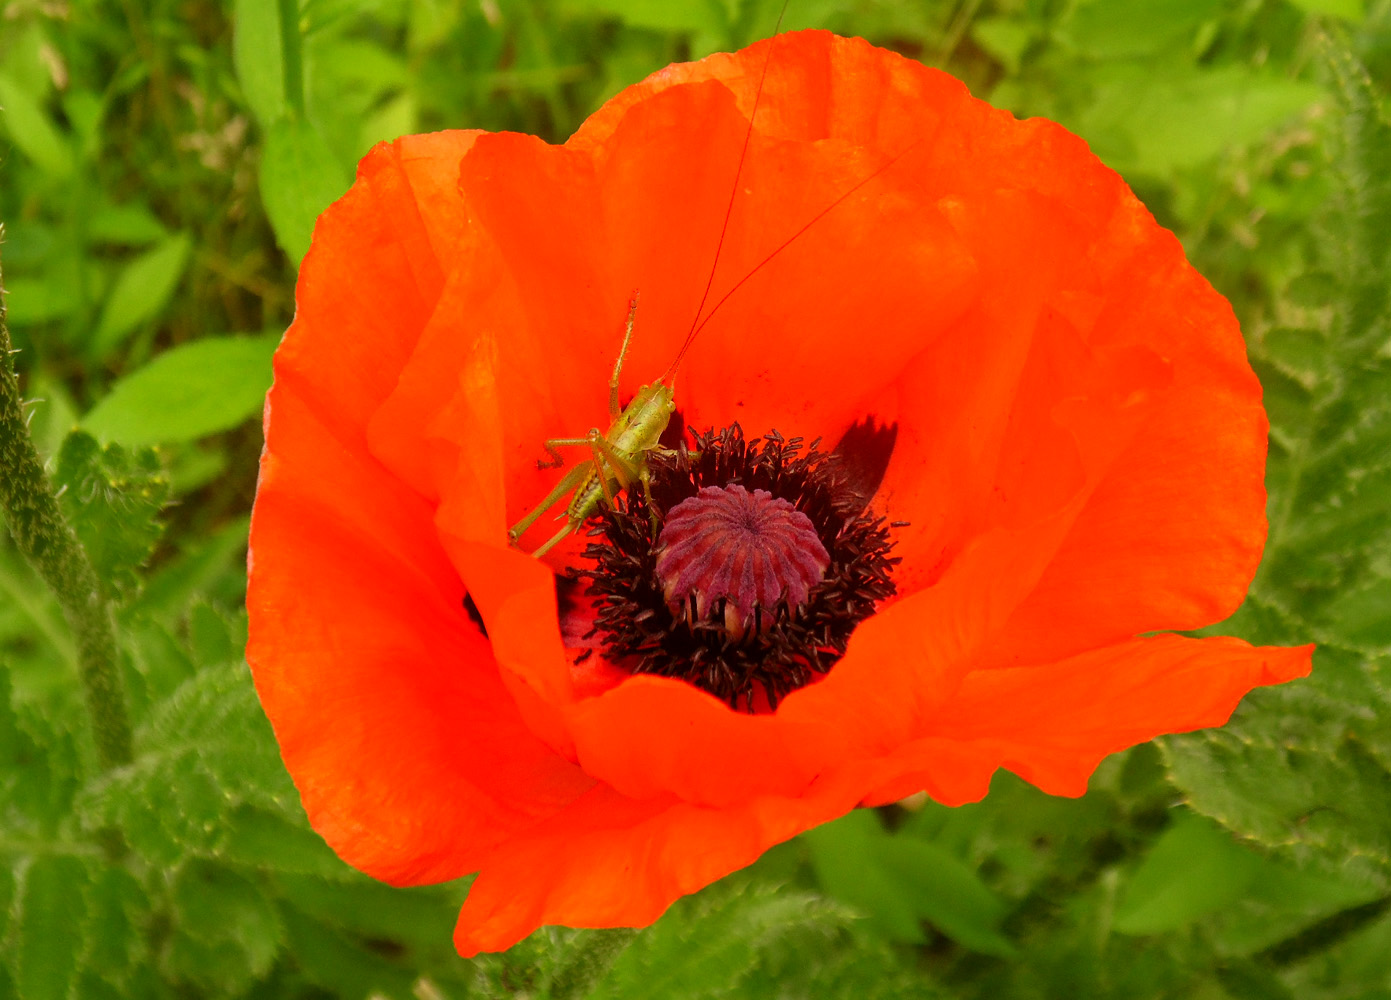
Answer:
[507, 293, 677, 557]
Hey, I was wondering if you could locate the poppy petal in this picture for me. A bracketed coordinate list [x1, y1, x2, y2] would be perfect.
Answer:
[978, 271, 1268, 669]
[561, 676, 849, 806]
[249, 385, 593, 883]
[250, 131, 599, 884]
[860, 635, 1313, 806]
[275, 131, 479, 441]
[452, 766, 875, 957]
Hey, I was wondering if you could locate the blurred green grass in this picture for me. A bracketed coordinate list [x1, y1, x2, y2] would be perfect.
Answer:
[3, 1, 1391, 998]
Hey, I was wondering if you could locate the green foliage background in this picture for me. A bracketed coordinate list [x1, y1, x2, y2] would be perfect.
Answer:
[2, 0, 1390, 996]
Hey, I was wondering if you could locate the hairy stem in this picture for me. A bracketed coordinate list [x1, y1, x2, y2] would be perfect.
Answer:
[0, 236, 133, 769]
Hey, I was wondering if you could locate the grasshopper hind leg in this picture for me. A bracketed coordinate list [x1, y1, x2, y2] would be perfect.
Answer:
[531, 521, 575, 558]
[508, 461, 591, 546]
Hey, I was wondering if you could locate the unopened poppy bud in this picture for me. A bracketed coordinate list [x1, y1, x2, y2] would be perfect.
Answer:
[655, 484, 830, 639]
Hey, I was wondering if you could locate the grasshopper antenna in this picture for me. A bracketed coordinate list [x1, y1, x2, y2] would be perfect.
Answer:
[683, 135, 925, 349]
[662, 0, 794, 385]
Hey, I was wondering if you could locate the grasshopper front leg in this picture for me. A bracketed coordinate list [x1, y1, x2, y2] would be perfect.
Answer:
[540, 435, 597, 470]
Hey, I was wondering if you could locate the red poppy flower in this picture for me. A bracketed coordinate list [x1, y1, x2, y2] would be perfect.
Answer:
[247, 30, 1313, 956]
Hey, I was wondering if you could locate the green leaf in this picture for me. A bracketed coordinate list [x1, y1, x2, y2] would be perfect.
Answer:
[123, 620, 197, 715]
[972, 17, 1036, 74]
[90, 233, 193, 357]
[77, 663, 301, 864]
[358, 92, 416, 152]
[162, 860, 283, 994]
[6, 856, 90, 1000]
[0, 276, 82, 326]
[129, 515, 250, 618]
[53, 431, 168, 601]
[185, 600, 243, 667]
[1261, 326, 1330, 385]
[806, 811, 925, 943]
[80, 867, 151, 989]
[1066, 0, 1224, 59]
[259, 116, 350, 264]
[1165, 647, 1391, 876]
[1322, 40, 1391, 353]
[1082, 66, 1323, 176]
[738, 921, 945, 1000]
[804, 809, 1015, 954]
[1213, 960, 1300, 1000]
[87, 202, 169, 247]
[567, 0, 728, 33]
[591, 882, 860, 1000]
[878, 836, 1017, 956]
[273, 873, 465, 946]
[1208, 857, 1385, 956]
[0, 24, 54, 103]
[0, 72, 74, 178]
[233, 0, 286, 127]
[1166, 43, 1391, 892]
[141, 665, 296, 810]
[164, 443, 229, 496]
[0, 864, 12, 966]
[61, 91, 103, 163]
[0, 665, 84, 834]
[1162, 642, 1391, 878]
[545, 929, 638, 1000]
[0, 665, 37, 784]
[1288, 0, 1363, 20]
[216, 806, 352, 879]
[0, 668, 64, 830]
[1113, 810, 1265, 934]
[83, 334, 279, 446]
[278, 903, 418, 1000]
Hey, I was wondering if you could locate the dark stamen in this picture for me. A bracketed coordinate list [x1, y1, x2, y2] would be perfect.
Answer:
[574, 425, 899, 710]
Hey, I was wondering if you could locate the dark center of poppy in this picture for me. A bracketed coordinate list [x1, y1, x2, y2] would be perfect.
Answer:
[655, 484, 830, 640]
[572, 424, 899, 711]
